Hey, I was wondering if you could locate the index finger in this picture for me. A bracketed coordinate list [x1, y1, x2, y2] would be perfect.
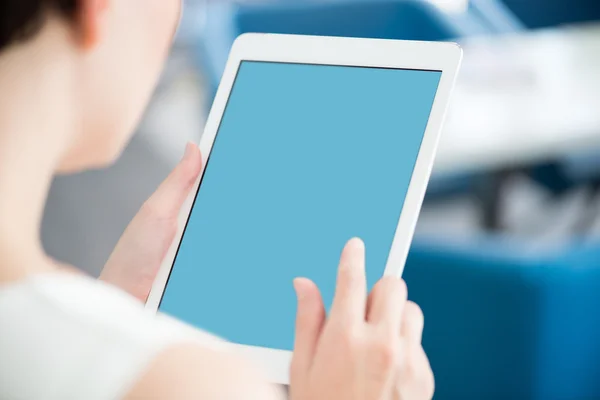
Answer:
[330, 238, 367, 325]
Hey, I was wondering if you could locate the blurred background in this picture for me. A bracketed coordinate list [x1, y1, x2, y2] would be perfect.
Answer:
[42, 0, 600, 398]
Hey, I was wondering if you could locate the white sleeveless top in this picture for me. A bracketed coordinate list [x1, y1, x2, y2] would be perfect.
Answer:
[0, 273, 227, 400]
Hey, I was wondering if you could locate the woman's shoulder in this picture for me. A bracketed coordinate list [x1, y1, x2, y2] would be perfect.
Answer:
[0, 272, 229, 400]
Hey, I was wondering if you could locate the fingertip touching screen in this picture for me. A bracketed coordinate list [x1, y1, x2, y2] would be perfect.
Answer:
[159, 61, 441, 350]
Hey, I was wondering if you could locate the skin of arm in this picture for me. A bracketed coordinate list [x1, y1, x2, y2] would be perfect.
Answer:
[125, 343, 285, 400]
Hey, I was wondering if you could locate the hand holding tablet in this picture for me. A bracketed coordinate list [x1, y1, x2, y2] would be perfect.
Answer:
[146, 34, 461, 383]
[290, 238, 433, 400]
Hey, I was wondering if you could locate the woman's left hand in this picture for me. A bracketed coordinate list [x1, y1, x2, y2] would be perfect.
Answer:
[100, 143, 202, 302]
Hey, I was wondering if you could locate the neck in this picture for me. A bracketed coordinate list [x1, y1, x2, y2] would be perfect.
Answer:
[0, 20, 76, 280]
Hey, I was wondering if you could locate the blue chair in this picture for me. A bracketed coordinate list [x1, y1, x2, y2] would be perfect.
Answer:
[499, 0, 600, 29]
[404, 236, 600, 399]
[196, 0, 491, 103]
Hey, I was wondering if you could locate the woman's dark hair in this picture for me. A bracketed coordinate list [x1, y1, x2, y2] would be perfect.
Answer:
[0, 0, 77, 50]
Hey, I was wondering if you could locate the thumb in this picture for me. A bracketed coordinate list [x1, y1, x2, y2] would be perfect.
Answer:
[291, 278, 325, 380]
[146, 142, 202, 217]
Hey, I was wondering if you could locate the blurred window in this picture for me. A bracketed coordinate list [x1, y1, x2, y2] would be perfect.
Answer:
[425, 0, 469, 13]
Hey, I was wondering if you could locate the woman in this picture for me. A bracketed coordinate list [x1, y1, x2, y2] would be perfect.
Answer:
[0, 1, 434, 399]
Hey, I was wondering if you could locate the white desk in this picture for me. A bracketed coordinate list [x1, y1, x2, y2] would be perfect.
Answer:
[434, 23, 600, 175]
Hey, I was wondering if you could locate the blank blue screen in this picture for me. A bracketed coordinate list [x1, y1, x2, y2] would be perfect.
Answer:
[159, 61, 441, 350]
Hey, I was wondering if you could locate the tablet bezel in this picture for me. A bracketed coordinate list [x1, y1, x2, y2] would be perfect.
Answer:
[146, 33, 462, 385]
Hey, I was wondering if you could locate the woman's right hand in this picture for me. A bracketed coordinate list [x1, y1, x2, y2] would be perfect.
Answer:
[289, 238, 434, 400]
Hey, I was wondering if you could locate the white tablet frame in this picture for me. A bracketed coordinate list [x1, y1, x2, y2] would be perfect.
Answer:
[146, 33, 462, 385]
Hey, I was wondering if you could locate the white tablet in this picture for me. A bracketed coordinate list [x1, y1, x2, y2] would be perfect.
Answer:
[146, 34, 462, 384]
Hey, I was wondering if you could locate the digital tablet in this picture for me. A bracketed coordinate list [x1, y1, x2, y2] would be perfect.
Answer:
[146, 33, 462, 384]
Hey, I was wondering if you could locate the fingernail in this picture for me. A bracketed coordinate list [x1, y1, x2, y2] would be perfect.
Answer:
[182, 143, 194, 161]
[348, 237, 365, 252]
[293, 278, 306, 300]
